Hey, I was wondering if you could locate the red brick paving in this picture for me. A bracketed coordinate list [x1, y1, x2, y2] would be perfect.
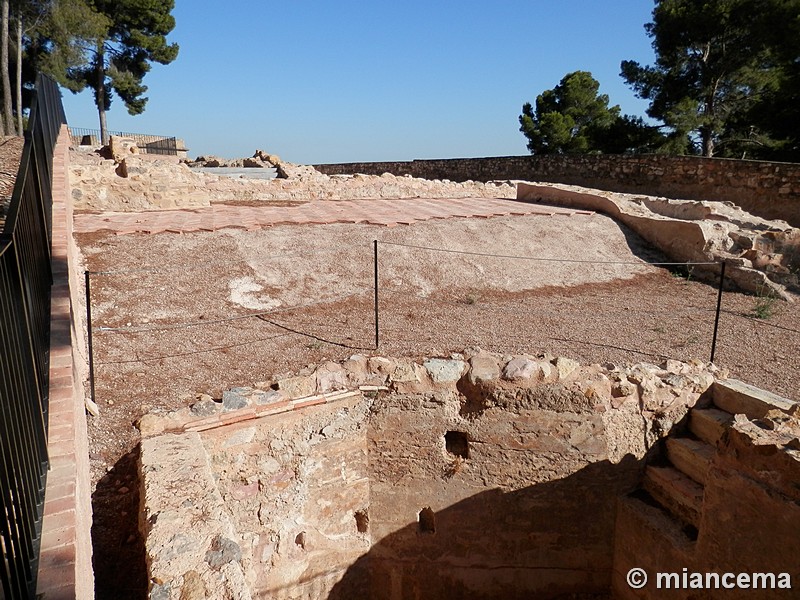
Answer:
[73, 197, 591, 235]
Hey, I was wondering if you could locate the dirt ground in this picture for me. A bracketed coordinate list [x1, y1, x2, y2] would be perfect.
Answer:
[76, 209, 800, 599]
[0, 136, 24, 225]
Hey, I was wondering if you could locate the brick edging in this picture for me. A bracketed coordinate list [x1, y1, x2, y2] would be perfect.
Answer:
[37, 125, 95, 599]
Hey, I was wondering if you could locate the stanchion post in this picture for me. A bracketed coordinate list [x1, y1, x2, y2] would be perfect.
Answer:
[84, 270, 96, 405]
[373, 240, 379, 349]
[710, 260, 726, 364]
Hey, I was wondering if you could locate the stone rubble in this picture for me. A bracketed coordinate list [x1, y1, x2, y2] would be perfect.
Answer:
[518, 182, 800, 299]
[138, 349, 722, 453]
[68, 148, 517, 212]
[136, 350, 731, 599]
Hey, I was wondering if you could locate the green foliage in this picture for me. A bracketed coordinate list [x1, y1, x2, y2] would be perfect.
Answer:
[752, 292, 776, 319]
[519, 71, 662, 155]
[29, 0, 178, 137]
[31, 0, 109, 92]
[621, 0, 800, 160]
[599, 114, 666, 154]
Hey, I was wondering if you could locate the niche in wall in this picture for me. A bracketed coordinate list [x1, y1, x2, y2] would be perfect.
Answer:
[418, 507, 436, 534]
[445, 430, 470, 459]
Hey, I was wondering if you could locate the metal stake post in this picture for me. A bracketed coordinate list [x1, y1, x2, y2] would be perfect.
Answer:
[710, 261, 726, 363]
[84, 270, 96, 405]
[373, 240, 379, 349]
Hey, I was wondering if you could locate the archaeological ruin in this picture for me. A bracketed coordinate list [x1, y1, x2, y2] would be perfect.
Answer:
[17, 121, 799, 600]
[132, 351, 799, 600]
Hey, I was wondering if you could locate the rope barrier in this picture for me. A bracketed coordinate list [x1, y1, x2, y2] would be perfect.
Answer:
[87, 247, 364, 276]
[378, 240, 720, 267]
[94, 292, 368, 333]
[96, 331, 297, 365]
[721, 309, 800, 335]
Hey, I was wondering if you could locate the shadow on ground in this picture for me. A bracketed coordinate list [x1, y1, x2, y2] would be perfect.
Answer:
[91, 446, 147, 599]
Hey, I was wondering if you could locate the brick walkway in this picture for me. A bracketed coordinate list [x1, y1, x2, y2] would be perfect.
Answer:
[73, 197, 591, 235]
[38, 126, 94, 599]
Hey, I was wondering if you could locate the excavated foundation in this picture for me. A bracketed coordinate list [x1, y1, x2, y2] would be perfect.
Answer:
[136, 351, 799, 600]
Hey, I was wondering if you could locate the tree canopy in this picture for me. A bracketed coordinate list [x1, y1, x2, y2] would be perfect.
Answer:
[0, 0, 178, 139]
[519, 70, 661, 155]
[17, 0, 178, 143]
[621, 0, 800, 159]
[69, 0, 179, 143]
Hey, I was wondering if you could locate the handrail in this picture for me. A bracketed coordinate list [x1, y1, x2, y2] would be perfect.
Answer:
[0, 73, 66, 600]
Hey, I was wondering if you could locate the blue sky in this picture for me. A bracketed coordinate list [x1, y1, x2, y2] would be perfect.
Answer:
[60, 1, 657, 164]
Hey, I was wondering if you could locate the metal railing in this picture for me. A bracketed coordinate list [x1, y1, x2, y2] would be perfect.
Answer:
[1, 73, 65, 600]
[68, 127, 183, 156]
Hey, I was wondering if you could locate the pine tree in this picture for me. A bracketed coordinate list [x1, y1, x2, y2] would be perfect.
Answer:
[621, 0, 800, 159]
[519, 71, 660, 155]
[32, 0, 178, 144]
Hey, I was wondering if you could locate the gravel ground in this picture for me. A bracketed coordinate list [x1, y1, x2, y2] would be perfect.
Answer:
[79, 212, 799, 478]
[76, 209, 800, 599]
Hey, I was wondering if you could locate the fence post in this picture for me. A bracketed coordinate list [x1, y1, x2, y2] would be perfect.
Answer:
[373, 240, 379, 349]
[84, 271, 96, 405]
[710, 260, 726, 364]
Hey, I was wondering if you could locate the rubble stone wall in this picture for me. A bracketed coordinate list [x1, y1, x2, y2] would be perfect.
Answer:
[68, 152, 516, 212]
[138, 351, 718, 599]
[200, 394, 371, 598]
[356, 387, 641, 599]
[612, 415, 800, 599]
[314, 155, 800, 227]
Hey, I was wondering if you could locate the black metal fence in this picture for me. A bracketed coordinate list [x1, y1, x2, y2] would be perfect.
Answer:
[68, 127, 182, 156]
[1, 73, 66, 599]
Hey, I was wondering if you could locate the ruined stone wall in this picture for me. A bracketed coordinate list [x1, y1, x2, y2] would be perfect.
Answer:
[68, 151, 516, 212]
[357, 386, 640, 599]
[314, 155, 800, 227]
[612, 413, 800, 599]
[138, 351, 719, 599]
[200, 394, 372, 598]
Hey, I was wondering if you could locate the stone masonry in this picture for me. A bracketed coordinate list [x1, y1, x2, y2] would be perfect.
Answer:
[314, 154, 800, 227]
[137, 350, 723, 599]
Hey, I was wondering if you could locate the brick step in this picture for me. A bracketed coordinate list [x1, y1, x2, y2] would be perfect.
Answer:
[689, 406, 733, 446]
[666, 437, 715, 485]
[712, 379, 796, 420]
[642, 465, 704, 530]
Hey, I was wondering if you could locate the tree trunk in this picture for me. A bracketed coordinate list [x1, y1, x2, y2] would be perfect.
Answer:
[15, 14, 21, 135]
[702, 129, 715, 157]
[98, 102, 108, 145]
[1, 0, 13, 135]
[95, 48, 109, 145]
[0, 0, 14, 135]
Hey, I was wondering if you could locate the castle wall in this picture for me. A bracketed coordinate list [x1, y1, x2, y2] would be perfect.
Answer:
[315, 155, 800, 227]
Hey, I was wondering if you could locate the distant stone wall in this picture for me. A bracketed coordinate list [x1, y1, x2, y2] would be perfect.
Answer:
[314, 155, 800, 227]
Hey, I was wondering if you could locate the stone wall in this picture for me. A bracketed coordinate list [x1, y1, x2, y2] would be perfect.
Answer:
[68, 150, 516, 212]
[357, 387, 640, 599]
[136, 350, 800, 599]
[612, 382, 800, 599]
[137, 350, 717, 599]
[314, 155, 800, 227]
[200, 393, 371, 598]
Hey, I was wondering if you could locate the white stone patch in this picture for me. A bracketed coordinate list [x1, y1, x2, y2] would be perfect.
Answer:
[228, 276, 282, 310]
